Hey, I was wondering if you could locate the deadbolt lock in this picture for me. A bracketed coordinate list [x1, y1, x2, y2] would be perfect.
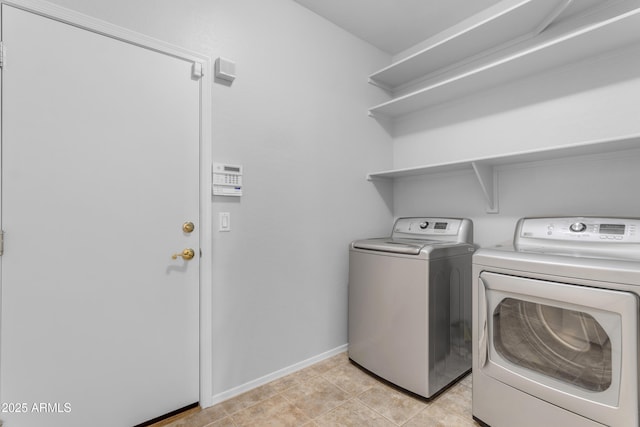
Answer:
[182, 222, 195, 233]
[172, 248, 195, 260]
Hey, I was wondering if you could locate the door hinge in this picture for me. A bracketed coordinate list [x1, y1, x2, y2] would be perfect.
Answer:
[192, 62, 203, 79]
[0, 42, 5, 68]
[0, 230, 4, 256]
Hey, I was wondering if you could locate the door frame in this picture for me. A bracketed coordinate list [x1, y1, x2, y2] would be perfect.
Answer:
[0, 0, 214, 408]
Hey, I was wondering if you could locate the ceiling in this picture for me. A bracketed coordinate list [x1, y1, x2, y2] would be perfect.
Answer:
[293, 0, 504, 56]
[293, 0, 610, 56]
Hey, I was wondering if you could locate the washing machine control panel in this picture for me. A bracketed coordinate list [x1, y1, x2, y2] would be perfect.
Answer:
[517, 217, 640, 243]
[394, 218, 460, 236]
[391, 217, 473, 244]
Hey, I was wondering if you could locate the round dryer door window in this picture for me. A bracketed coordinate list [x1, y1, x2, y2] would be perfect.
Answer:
[493, 298, 612, 392]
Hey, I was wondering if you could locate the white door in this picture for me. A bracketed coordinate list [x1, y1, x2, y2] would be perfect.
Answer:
[478, 272, 638, 426]
[1, 5, 200, 427]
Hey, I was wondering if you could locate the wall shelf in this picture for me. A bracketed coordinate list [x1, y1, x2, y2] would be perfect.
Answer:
[367, 136, 640, 213]
[368, 0, 570, 91]
[368, 7, 640, 118]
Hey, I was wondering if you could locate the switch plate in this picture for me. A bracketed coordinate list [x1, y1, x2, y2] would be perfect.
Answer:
[219, 212, 231, 232]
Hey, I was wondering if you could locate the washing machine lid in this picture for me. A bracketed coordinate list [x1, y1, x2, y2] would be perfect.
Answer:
[351, 217, 474, 256]
[352, 238, 474, 258]
[352, 238, 433, 255]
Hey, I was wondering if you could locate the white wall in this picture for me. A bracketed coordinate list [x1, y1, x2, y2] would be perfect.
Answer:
[392, 43, 640, 247]
[45, 0, 393, 401]
[394, 148, 640, 247]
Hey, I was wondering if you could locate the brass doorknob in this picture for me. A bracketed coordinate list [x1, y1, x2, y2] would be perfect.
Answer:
[172, 248, 195, 260]
[182, 222, 195, 233]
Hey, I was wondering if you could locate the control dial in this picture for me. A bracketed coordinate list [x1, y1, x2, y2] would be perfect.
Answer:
[419, 222, 429, 230]
[569, 222, 587, 233]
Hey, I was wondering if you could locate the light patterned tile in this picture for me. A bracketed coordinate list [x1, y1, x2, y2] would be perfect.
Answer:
[230, 394, 311, 427]
[431, 382, 472, 418]
[404, 403, 479, 427]
[321, 362, 379, 396]
[205, 416, 237, 427]
[268, 353, 349, 393]
[268, 371, 309, 394]
[459, 373, 472, 390]
[314, 398, 395, 427]
[168, 354, 474, 426]
[220, 382, 281, 414]
[305, 352, 349, 376]
[357, 383, 427, 425]
[164, 404, 227, 427]
[286, 364, 325, 384]
[282, 375, 350, 419]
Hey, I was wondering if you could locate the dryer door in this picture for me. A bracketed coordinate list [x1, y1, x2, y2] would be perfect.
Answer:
[478, 272, 638, 426]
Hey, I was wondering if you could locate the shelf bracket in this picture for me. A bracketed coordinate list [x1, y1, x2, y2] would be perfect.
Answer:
[472, 161, 499, 214]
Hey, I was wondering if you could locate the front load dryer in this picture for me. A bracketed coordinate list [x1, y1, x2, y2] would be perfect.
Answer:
[348, 217, 474, 398]
[473, 216, 640, 427]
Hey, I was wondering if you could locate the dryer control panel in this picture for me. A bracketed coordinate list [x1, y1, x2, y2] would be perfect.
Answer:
[515, 217, 640, 260]
[518, 217, 640, 242]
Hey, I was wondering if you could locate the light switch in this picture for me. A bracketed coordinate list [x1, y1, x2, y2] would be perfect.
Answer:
[219, 212, 231, 232]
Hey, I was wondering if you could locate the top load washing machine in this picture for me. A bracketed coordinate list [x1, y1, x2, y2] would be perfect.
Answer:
[472, 217, 640, 427]
[348, 217, 475, 398]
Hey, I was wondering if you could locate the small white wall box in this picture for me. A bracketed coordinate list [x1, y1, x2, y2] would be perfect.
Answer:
[215, 57, 236, 82]
[212, 163, 243, 196]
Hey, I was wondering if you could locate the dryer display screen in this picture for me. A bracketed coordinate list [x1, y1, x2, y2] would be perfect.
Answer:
[600, 224, 625, 235]
[434, 222, 448, 230]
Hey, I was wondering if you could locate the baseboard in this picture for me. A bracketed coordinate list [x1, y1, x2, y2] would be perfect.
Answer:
[210, 343, 348, 406]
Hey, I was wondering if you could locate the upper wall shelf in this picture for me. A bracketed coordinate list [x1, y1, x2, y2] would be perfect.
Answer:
[367, 136, 640, 213]
[368, 6, 640, 118]
[368, 0, 570, 91]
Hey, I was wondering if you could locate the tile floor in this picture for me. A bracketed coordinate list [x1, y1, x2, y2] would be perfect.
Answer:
[159, 352, 480, 427]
